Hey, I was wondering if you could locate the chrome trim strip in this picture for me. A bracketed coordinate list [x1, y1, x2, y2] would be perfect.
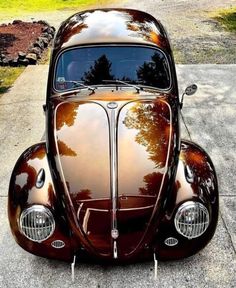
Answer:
[117, 205, 154, 211]
[108, 107, 119, 241]
[113, 240, 118, 259]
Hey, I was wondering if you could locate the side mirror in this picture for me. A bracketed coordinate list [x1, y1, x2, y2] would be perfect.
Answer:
[180, 84, 197, 109]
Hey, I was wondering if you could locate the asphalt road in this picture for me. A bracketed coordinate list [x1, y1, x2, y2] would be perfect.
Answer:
[0, 65, 236, 287]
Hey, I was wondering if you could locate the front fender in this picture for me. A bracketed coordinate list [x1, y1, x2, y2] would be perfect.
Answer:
[153, 140, 219, 260]
[8, 142, 76, 261]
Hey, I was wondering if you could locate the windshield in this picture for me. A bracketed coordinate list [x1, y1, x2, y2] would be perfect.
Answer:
[54, 46, 171, 91]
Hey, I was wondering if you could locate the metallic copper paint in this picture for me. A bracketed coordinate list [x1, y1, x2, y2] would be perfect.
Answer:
[154, 140, 219, 260]
[8, 8, 218, 263]
[53, 9, 170, 52]
[8, 143, 76, 261]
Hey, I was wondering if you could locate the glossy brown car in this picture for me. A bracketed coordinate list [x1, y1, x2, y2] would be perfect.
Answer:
[8, 8, 218, 264]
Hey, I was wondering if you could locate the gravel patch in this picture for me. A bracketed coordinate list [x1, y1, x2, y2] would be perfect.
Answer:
[0, 1, 235, 63]
[120, 0, 236, 63]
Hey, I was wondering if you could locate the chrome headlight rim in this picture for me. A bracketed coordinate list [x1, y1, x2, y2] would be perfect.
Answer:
[174, 201, 210, 239]
[19, 205, 55, 243]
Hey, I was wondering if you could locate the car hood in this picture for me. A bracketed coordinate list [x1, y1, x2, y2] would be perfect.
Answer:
[49, 90, 178, 259]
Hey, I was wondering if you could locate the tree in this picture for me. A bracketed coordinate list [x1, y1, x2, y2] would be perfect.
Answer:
[82, 54, 114, 84]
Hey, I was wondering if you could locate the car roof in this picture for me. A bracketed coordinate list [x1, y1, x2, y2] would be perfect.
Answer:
[53, 8, 171, 54]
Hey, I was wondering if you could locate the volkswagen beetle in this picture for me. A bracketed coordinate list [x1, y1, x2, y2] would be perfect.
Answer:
[8, 9, 218, 268]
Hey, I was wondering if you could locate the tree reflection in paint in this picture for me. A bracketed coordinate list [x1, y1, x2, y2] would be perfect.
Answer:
[123, 10, 169, 48]
[124, 101, 170, 168]
[56, 102, 79, 130]
[123, 101, 170, 196]
[139, 172, 163, 196]
[71, 189, 92, 205]
[57, 140, 77, 157]
[56, 103, 79, 157]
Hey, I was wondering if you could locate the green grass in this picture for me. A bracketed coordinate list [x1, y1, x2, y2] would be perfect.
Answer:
[0, 0, 110, 11]
[0, 0, 112, 13]
[212, 6, 236, 32]
[0, 67, 25, 95]
[0, 0, 115, 20]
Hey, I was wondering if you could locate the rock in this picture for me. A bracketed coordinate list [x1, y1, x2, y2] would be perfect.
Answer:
[33, 39, 44, 50]
[2, 58, 9, 66]
[39, 37, 49, 48]
[42, 26, 55, 36]
[13, 20, 23, 25]
[38, 20, 50, 27]
[48, 27, 55, 36]
[18, 51, 26, 59]
[9, 59, 18, 67]
[28, 47, 41, 58]
[18, 58, 29, 66]
[26, 53, 37, 65]
[41, 32, 53, 41]
[42, 26, 49, 33]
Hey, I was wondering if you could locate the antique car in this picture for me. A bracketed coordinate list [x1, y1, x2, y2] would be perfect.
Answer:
[8, 8, 218, 274]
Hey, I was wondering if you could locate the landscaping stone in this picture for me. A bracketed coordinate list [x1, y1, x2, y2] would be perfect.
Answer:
[38, 20, 51, 27]
[9, 59, 18, 67]
[40, 37, 49, 48]
[2, 59, 9, 66]
[33, 40, 44, 50]
[25, 53, 37, 65]
[12, 20, 22, 25]
[0, 20, 55, 66]
[18, 52, 26, 60]
[18, 58, 29, 66]
[28, 47, 42, 58]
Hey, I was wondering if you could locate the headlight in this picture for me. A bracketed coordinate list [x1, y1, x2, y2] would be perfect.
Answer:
[19, 205, 55, 242]
[174, 201, 209, 239]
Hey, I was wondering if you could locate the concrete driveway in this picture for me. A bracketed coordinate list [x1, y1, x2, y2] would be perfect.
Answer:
[0, 65, 236, 287]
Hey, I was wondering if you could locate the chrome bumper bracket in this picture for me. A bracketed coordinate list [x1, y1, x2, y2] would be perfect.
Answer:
[71, 255, 76, 282]
[153, 253, 158, 280]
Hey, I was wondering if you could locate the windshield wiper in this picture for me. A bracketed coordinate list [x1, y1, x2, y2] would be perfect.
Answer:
[102, 79, 142, 93]
[57, 79, 96, 92]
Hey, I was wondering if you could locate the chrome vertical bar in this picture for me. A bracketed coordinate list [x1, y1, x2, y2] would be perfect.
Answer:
[108, 103, 119, 259]
[153, 253, 158, 280]
[109, 108, 118, 234]
[71, 255, 76, 282]
[113, 240, 118, 259]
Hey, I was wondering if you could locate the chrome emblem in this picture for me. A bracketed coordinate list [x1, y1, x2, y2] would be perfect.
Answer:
[107, 102, 118, 109]
[111, 229, 119, 239]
